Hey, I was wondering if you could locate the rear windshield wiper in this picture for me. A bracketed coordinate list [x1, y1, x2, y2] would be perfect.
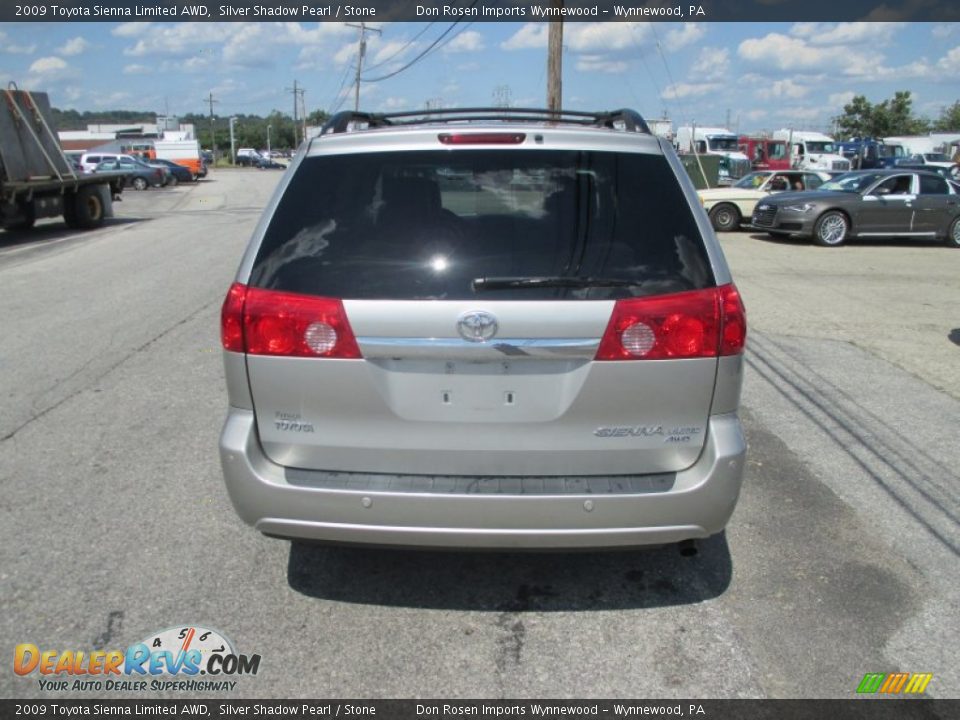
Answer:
[472, 276, 640, 291]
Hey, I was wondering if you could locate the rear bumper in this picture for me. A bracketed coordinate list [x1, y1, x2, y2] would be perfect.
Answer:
[219, 410, 746, 549]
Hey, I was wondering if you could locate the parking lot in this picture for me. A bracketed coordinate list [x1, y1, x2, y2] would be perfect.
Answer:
[1, 169, 957, 699]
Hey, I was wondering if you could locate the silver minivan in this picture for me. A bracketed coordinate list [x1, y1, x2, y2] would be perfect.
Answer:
[219, 108, 747, 549]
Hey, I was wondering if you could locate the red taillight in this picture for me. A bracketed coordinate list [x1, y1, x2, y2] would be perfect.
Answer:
[219, 283, 361, 359]
[221, 282, 246, 352]
[438, 133, 526, 145]
[595, 285, 746, 361]
[718, 284, 747, 355]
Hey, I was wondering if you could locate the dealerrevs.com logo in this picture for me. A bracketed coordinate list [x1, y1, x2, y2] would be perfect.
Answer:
[14, 625, 261, 692]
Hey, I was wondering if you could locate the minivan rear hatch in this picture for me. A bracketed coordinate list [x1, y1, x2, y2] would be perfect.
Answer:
[238, 144, 730, 477]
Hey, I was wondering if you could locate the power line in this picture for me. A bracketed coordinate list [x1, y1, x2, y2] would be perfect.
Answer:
[361, 5, 479, 83]
[326, 62, 355, 115]
[361, 22, 437, 75]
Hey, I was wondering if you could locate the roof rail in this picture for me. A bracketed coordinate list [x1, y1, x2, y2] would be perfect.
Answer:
[319, 107, 651, 136]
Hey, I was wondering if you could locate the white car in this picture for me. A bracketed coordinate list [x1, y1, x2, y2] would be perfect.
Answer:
[699, 170, 833, 231]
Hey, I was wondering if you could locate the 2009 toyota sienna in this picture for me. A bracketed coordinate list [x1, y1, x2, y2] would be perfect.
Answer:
[219, 108, 747, 550]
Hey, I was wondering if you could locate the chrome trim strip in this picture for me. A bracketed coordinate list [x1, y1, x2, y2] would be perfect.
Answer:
[856, 232, 937, 237]
[357, 336, 600, 359]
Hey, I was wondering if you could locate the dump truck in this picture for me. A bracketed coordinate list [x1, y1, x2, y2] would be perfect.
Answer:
[1, 84, 125, 231]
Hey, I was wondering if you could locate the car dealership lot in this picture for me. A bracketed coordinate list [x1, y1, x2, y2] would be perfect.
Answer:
[1, 170, 957, 698]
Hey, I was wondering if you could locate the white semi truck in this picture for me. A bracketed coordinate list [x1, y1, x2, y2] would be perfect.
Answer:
[773, 130, 851, 172]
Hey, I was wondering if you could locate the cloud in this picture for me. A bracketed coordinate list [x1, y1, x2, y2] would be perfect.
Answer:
[768, 79, 810, 99]
[932, 25, 956, 39]
[773, 106, 824, 121]
[93, 91, 133, 109]
[576, 56, 628, 74]
[0, 30, 36, 54]
[123, 64, 152, 75]
[443, 30, 485, 53]
[58, 37, 91, 56]
[112, 23, 152, 38]
[938, 45, 960, 73]
[789, 22, 905, 46]
[828, 91, 857, 108]
[501, 24, 547, 51]
[664, 24, 705, 52]
[369, 39, 420, 66]
[661, 82, 723, 100]
[380, 97, 409, 110]
[738, 33, 880, 75]
[222, 24, 275, 67]
[29, 56, 68, 74]
[566, 23, 648, 52]
[123, 23, 233, 58]
[691, 47, 729, 81]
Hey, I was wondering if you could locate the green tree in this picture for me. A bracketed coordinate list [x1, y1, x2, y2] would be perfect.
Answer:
[836, 94, 874, 138]
[834, 91, 929, 138]
[933, 100, 960, 132]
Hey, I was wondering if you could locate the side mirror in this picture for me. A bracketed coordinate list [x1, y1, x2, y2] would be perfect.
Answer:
[873, 187, 891, 196]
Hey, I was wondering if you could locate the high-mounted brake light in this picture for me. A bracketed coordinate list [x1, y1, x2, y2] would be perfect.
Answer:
[438, 133, 526, 145]
[595, 284, 746, 361]
[219, 283, 361, 359]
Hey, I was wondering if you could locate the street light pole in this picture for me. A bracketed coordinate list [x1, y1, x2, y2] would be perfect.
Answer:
[229, 117, 237, 165]
[267, 124, 272, 155]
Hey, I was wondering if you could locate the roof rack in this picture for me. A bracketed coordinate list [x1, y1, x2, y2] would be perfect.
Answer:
[320, 107, 651, 136]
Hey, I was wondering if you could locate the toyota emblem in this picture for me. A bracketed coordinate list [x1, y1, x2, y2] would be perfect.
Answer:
[457, 310, 498, 342]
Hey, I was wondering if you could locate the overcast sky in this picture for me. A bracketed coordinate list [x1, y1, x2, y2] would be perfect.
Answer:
[1, 21, 958, 133]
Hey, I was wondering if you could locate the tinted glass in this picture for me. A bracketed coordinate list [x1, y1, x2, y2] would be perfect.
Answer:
[734, 172, 770, 190]
[734, 172, 768, 189]
[821, 173, 884, 192]
[919, 174, 948, 195]
[251, 150, 713, 301]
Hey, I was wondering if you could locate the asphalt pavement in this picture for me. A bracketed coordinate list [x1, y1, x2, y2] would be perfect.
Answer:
[0, 171, 957, 700]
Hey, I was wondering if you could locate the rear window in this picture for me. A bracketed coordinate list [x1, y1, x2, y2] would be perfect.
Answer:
[250, 149, 713, 300]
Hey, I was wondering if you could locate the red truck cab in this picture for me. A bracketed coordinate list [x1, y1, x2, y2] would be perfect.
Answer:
[738, 137, 790, 170]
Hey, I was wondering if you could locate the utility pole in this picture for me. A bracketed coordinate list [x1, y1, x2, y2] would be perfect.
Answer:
[299, 87, 307, 140]
[205, 92, 218, 160]
[346, 22, 382, 112]
[229, 116, 237, 165]
[287, 80, 300, 146]
[547, 8, 563, 114]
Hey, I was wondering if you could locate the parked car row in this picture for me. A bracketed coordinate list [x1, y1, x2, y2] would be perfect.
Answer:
[68, 151, 207, 187]
[699, 166, 960, 247]
[700, 170, 834, 231]
[236, 148, 287, 169]
[750, 169, 960, 247]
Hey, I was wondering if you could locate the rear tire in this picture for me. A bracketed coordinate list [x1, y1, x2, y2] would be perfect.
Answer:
[946, 217, 960, 248]
[68, 185, 106, 229]
[167, 175, 178, 187]
[709, 203, 741, 232]
[813, 210, 849, 247]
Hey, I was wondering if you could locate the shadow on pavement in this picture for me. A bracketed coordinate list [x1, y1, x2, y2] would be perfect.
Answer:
[286, 532, 732, 611]
[0, 217, 145, 250]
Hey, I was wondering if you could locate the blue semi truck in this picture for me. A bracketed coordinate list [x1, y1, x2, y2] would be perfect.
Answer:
[836, 137, 906, 170]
